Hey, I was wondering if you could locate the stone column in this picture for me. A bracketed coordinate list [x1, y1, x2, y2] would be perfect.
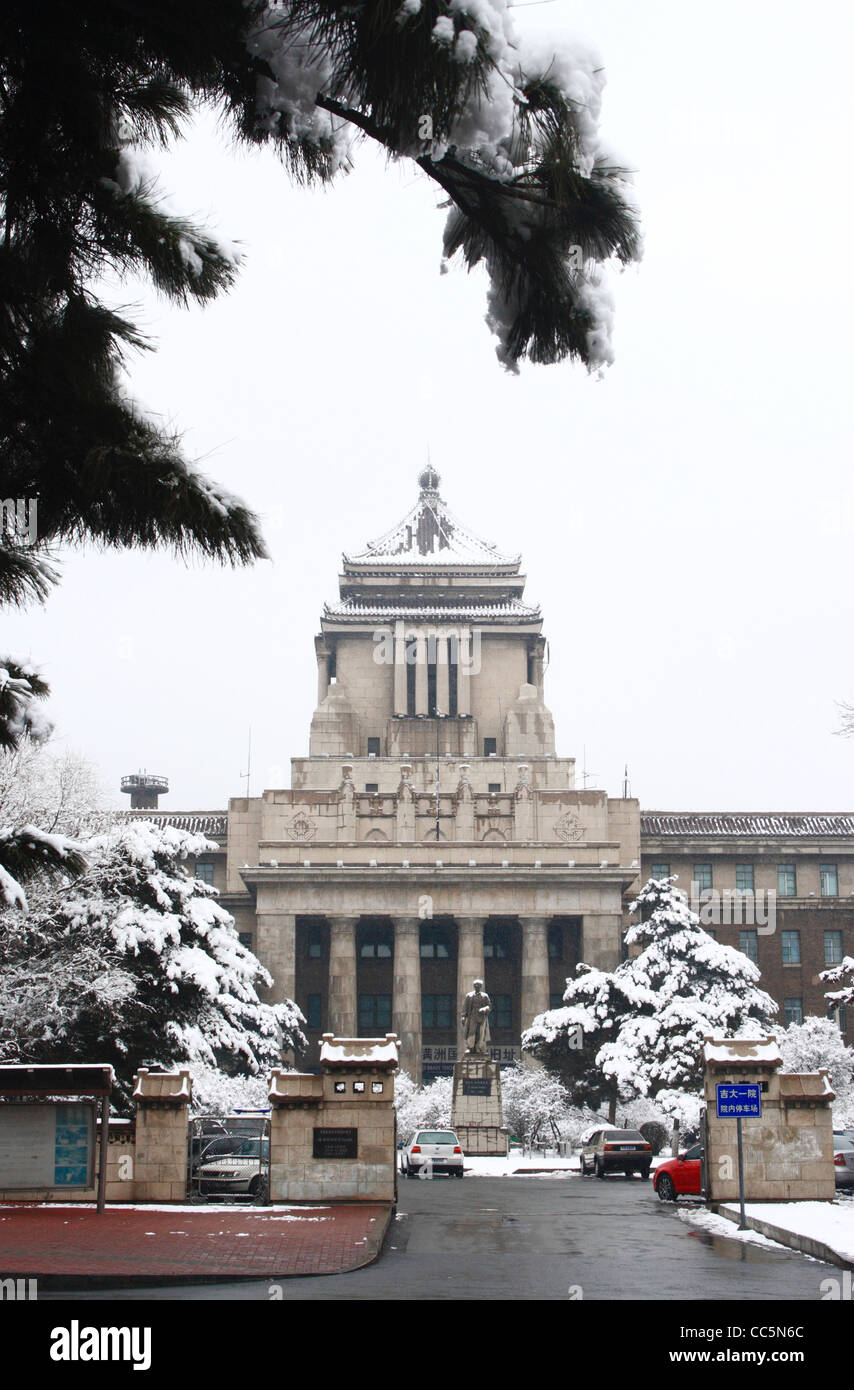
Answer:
[393, 620, 407, 715]
[255, 912, 296, 1003]
[328, 916, 358, 1036]
[457, 627, 471, 717]
[582, 913, 623, 972]
[393, 917, 422, 1082]
[456, 916, 487, 1057]
[316, 637, 331, 704]
[436, 634, 450, 717]
[521, 916, 551, 1031]
[415, 630, 428, 715]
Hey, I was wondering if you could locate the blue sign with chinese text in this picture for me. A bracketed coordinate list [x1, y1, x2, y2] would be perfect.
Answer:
[716, 1083, 761, 1118]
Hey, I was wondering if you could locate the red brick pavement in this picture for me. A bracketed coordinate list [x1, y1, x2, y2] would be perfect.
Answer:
[0, 1203, 390, 1282]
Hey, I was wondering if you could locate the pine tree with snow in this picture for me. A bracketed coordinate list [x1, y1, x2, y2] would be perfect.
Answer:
[522, 964, 634, 1119]
[0, 663, 86, 909]
[0, 820, 305, 1111]
[821, 956, 854, 1011]
[0, 2, 640, 606]
[524, 877, 777, 1109]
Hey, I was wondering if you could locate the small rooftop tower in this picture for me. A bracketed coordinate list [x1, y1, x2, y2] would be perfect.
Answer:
[120, 771, 169, 810]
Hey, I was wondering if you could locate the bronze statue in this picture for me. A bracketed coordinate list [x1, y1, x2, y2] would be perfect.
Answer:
[461, 979, 491, 1055]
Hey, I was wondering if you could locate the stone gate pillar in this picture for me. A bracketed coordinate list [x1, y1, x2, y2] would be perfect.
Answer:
[132, 1068, 192, 1203]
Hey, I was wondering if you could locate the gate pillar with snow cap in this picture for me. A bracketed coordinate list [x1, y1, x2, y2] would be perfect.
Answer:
[132, 1067, 193, 1203]
[268, 1034, 399, 1203]
[703, 1037, 836, 1204]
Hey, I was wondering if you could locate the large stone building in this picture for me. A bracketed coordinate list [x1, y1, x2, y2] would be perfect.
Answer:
[141, 469, 854, 1078]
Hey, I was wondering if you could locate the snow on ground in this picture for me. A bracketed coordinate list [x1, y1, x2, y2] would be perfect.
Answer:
[719, 1200, 854, 1265]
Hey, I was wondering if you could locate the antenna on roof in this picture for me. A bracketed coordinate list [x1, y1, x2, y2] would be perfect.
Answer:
[622, 764, 631, 799]
[240, 726, 252, 799]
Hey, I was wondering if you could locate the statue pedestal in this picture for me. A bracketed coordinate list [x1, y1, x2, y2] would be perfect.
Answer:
[451, 1055, 509, 1157]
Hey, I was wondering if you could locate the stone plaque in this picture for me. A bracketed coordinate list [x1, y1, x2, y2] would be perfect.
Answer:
[462, 1078, 492, 1097]
[312, 1126, 358, 1160]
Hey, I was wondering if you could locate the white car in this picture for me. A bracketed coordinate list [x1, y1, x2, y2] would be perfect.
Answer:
[401, 1129, 464, 1178]
[197, 1136, 270, 1197]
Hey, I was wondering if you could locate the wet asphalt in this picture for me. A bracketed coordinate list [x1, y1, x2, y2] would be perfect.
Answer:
[42, 1170, 838, 1302]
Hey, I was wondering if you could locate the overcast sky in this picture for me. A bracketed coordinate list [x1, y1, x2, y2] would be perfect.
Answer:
[5, 0, 854, 814]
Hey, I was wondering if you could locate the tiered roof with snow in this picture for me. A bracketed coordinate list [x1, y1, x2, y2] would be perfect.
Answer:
[323, 467, 541, 629]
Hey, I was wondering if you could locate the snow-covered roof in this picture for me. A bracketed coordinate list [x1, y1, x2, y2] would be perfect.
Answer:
[703, 1037, 782, 1068]
[132, 1067, 193, 1103]
[127, 811, 228, 838]
[344, 467, 519, 569]
[324, 598, 540, 622]
[778, 1072, 835, 1102]
[319, 1034, 400, 1069]
[643, 812, 854, 838]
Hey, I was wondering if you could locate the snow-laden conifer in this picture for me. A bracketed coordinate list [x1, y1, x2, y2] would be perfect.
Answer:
[0, 820, 305, 1111]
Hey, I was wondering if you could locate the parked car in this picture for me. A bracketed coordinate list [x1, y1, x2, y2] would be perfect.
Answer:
[580, 1128, 651, 1179]
[834, 1136, 854, 1188]
[653, 1144, 704, 1201]
[197, 1136, 270, 1197]
[400, 1129, 464, 1178]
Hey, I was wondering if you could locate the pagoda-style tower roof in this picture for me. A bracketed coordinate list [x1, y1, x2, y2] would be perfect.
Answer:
[325, 468, 541, 628]
[344, 465, 520, 569]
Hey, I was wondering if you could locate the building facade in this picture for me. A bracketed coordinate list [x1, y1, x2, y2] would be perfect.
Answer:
[139, 470, 854, 1077]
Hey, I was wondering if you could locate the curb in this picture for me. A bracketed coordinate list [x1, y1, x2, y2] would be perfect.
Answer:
[715, 1204, 854, 1270]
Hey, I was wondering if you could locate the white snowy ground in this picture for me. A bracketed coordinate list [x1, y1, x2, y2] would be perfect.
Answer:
[718, 1197, 854, 1265]
[461, 1153, 578, 1177]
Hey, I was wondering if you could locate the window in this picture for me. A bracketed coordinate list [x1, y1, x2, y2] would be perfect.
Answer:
[483, 925, 510, 958]
[420, 924, 451, 958]
[358, 994, 391, 1030]
[488, 783, 501, 795]
[820, 863, 839, 897]
[306, 994, 322, 1028]
[422, 995, 452, 1029]
[824, 931, 843, 966]
[781, 930, 801, 965]
[484, 738, 497, 757]
[735, 864, 755, 893]
[365, 782, 378, 793]
[650, 862, 670, 881]
[238, 932, 253, 949]
[359, 926, 392, 959]
[549, 992, 565, 1011]
[367, 737, 380, 756]
[548, 923, 563, 959]
[307, 926, 324, 959]
[493, 995, 512, 1030]
[693, 863, 712, 892]
[195, 861, 215, 886]
[739, 929, 758, 964]
[778, 863, 797, 897]
[784, 997, 804, 1026]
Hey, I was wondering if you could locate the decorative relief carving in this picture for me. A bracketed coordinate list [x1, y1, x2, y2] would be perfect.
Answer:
[554, 811, 584, 843]
[287, 812, 316, 841]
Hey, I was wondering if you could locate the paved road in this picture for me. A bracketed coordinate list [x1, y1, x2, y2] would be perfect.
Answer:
[48, 1172, 835, 1302]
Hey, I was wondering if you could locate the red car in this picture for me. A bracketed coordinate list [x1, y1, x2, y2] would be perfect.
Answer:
[653, 1143, 704, 1201]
